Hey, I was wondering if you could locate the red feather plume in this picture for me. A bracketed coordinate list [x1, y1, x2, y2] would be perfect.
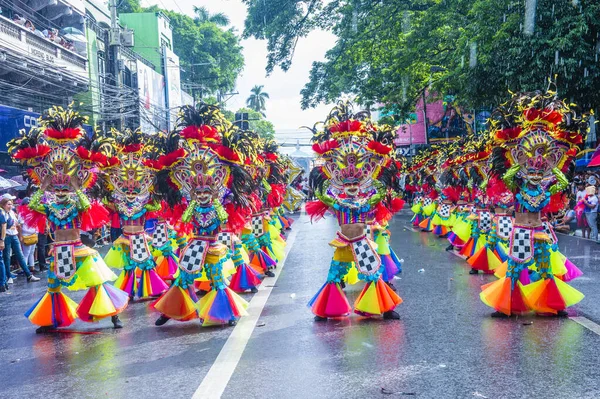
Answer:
[14, 145, 51, 160]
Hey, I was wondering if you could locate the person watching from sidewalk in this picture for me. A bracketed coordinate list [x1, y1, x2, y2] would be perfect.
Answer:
[0, 205, 7, 292]
[583, 186, 599, 241]
[575, 182, 590, 238]
[36, 220, 49, 272]
[555, 205, 577, 235]
[18, 197, 38, 273]
[0, 194, 39, 282]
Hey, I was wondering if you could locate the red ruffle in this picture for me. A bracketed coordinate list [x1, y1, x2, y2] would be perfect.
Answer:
[20, 206, 47, 233]
[543, 193, 568, 214]
[225, 203, 251, 235]
[80, 201, 110, 231]
[267, 184, 286, 208]
[374, 202, 392, 224]
[388, 198, 405, 213]
[305, 200, 329, 222]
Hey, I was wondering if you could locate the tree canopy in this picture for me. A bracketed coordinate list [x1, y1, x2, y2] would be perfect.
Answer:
[120, 3, 244, 97]
[243, 0, 600, 115]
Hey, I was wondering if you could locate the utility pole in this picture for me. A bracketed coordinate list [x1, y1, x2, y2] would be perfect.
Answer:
[109, 0, 123, 128]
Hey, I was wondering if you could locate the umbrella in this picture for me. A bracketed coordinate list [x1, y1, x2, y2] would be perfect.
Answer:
[63, 33, 86, 43]
[9, 175, 25, 185]
[0, 176, 21, 189]
[587, 146, 600, 168]
[60, 27, 85, 36]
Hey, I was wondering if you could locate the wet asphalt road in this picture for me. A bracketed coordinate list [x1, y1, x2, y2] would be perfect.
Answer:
[1, 212, 600, 398]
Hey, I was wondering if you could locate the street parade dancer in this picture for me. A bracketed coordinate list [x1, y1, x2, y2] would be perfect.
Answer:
[480, 88, 586, 317]
[9, 106, 129, 332]
[102, 129, 170, 300]
[306, 102, 403, 321]
[153, 103, 253, 327]
[467, 176, 514, 274]
[458, 156, 491, 264]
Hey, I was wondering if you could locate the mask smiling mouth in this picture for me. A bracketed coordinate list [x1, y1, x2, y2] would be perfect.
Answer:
[344, 183, 359, 196]
[194, 188, 213, 205]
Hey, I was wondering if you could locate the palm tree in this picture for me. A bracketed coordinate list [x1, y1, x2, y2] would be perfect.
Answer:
[246, 85, 270, 115]
[193, 6, 230, 27]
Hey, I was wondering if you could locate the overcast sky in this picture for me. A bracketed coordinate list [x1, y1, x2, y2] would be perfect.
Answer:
[141, 0, 336, 131]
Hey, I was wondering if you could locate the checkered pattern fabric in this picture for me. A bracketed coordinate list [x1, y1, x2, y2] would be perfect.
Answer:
[152, 224, 168, 248]
[352, 238, 381, 276]
[180, 240, 208, 273]
[252, 216, 264, 236]
[423, 198, 432, 207]
[130, 234, 150, 262]
[496, 216, 513, 240]
[55, 244, 75, 279]
[542, 222, 558, 244]
[365, 225, 372, 239]
[510, 228, 533, 262]
[216, 232, 233, 249]
[478, 211, 492, 233]
[439, 204, 451, 218]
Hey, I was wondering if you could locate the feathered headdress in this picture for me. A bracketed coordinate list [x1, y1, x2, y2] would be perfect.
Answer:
[8, 105, 102, 190]
[157, 102, 254, 209]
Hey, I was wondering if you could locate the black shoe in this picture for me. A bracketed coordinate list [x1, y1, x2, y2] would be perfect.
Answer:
[383, 310, 400, 320]
[111, 315, 123, 329]
[265, 270, 275, 277]
[4, 284, 8, 290]
[250, 287, 258, 293]
[155, 315, 171, 326]
[340, 281, 346, 289]
[36, 325, 53, 334]
[445, 244, 454, 252]
[314, 315, 327, 322]
[0, 285, 5, 292]
[469, 268, 479, 275]
[228, 319, 237, 326]
[387, 283, 397, 292]
[491, 311, 509, 318]
[39, 266, 47, 272]
[557, 310, 569, 318]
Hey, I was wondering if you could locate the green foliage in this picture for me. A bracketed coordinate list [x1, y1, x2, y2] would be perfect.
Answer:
[231, 107, 275, 140]
[194, 6, 230, 27]
[117, 0, 143, 14]
[243, 0, 600, 114]
[246, 85, 270, 114]
[132, 5, 244, 96]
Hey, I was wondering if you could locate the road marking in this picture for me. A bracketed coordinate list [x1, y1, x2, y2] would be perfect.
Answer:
[192, 219, 300, 399]
[570, 316, 600, 336]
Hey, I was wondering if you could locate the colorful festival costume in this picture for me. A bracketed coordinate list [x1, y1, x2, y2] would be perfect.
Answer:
[152, 103, 254, 327]
[102, 129, 170, 299]
[9, 106, 129, 332]
[479, 89, 586, 316]
[306, 102, 403, 321]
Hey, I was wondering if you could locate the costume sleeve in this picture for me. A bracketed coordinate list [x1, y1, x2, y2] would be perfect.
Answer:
[75, 189, 91, 212]
[549, 167, 569, 195]
[502, 164, 520, 191]
[29, 190, 46, 213]
[182, 201, 196, 223]
[145, 200, 162, 212]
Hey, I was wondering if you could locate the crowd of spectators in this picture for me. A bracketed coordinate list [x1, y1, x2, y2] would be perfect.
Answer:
[10, 13, 77, 52]
[550, 171, 600, 241]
